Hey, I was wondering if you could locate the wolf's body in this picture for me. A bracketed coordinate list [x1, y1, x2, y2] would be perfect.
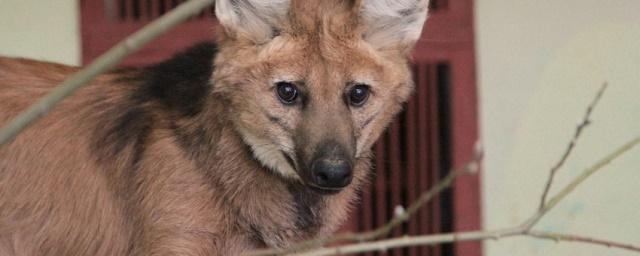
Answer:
[0, 0, 429, 255]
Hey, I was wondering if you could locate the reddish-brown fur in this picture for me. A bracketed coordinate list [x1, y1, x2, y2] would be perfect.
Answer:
[0, 0, 429, 255]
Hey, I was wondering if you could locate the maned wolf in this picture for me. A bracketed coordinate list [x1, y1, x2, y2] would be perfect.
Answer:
[0, 0, 430, 254]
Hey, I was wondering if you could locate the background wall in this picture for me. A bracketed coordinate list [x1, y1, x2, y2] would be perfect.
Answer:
[0, 0, 80, 65]
[476, 1, 640, 255]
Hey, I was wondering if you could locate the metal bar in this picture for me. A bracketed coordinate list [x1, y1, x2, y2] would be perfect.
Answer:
[388, 118, 403, 256]
[145, 0, 154, 20]
[428, 64, 443, 256]
[374, 139, 388, 256]
[405, 77, 419, 256]
[132, 0, 141, 20]
[119, 0, 128, 21]
[416, 63, 431, 256]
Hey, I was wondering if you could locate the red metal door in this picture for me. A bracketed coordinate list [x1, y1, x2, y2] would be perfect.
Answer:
[80, 1, 480, 255]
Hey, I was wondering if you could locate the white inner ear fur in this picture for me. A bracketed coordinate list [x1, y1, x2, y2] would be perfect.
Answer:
[236, 127, 300, 181]
[361, 0, 430, 49]
[215, 0, 290, 43]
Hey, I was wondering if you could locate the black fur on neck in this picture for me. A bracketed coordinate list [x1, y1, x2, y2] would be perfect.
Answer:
[92, 42, 217, 167]
[136, 41, 217, 117]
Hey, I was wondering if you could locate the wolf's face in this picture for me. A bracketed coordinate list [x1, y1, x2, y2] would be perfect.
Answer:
[213, 0, 429, 193]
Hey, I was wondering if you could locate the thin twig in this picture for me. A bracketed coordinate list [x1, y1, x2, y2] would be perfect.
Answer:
[295, 228, 522, 256]
[245, 145, 483, 256]
[526, 230, 640, 252]
[523, 135, 640, 229]
[539, 83, 608, 210]
[0, 0, 215, 146]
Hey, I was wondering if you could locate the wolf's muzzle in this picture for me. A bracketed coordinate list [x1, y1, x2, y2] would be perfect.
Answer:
[307, 141, 354, 191]
[311, 158, 352, 189]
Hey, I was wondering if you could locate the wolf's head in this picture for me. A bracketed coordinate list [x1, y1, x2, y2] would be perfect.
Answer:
[213, 0, 430, 193]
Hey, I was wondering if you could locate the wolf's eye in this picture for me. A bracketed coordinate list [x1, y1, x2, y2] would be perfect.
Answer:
[276, 81, 299, 105]
[348, 84, 370, 107]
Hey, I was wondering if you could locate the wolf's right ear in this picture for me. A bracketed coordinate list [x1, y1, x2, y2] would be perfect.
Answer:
[215, 0, 290, 43]
[361, 0, 430, 51]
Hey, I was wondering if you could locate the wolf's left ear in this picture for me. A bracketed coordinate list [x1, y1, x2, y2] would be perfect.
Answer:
[361, 0, 430, 51]
[215, 0, 290, 43]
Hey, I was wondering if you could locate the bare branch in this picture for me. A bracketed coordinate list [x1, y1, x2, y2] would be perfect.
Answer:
[523, 135, 640, 229]
[0, 0, 215, 146]
[294, 228, 522, 256]
[539, 83, 608, 210]
[289, 134, 639, 256]
[526, 230, 640, 253]
[292, 228, 640, 256]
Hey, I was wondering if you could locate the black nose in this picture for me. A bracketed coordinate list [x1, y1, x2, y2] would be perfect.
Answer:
[311, 158, 353, 189]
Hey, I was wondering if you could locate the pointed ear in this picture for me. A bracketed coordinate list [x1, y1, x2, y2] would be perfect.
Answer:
[361, 0, 430, 50]
[215, 0, 290, 43]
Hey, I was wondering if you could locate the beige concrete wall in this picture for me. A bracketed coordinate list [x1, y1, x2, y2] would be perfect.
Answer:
[476, 1, 640, 255]
[0, 0, 80, 65]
